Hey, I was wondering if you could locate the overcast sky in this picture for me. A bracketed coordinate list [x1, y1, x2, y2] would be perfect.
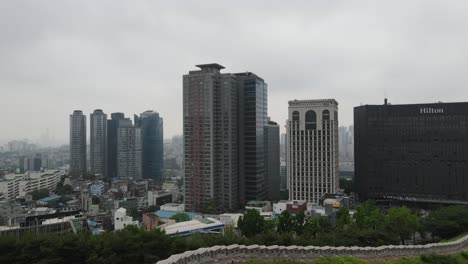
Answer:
[1, 1, 468, 145]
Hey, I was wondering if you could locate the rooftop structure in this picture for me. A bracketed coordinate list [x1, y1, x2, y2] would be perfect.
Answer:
[161, 217, 224, 236]
[154, 210, 199, 220]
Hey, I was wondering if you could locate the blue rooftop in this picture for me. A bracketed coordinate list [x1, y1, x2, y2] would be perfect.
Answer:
[154, 210, 198, 220]
[38, 195, 62, 202]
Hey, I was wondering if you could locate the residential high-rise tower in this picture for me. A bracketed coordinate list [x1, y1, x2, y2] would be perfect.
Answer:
[70, 110, 87, 177]
[117, 119, 142, 179]
[183, 63, 272, 211]
[183, 64, 239, 211]
[90, 109, 107, 177]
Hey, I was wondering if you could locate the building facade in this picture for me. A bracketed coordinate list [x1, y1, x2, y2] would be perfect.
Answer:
[280, 161, 287, 191]
[0, 170, 63, 200]
[117, 120, 142, 179]
[135, 111, 164, 181]
[287, 99, 339, 204]
[354, 101, 468, 202]
[183, 64, 239, 211]
[183, 63, 273, 211]
[107, 113, 126, 180]
[237, 72, 268, 204]
[265, 120, 280, 201]
[90, 109, 107, 177]
[70, 110, 87, 177]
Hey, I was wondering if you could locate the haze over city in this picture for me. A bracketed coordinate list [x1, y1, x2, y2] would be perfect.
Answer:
[2, 1, 468, 145]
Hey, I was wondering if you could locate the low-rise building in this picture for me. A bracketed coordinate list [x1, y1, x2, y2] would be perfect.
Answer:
[111, 179, 128, 192]
[114, 197, 138, 210]
[148, 190, 173, 207]
[0, 200, 24, 226]
[114, 207, 138, 230]
[286, 200, 307, 215]
[160, 203, 184, 212]
[36, 195, 62, 206]
[273, 200, 308, 216]
[161, 217, 224, 237]
[273, 200, 288, 216]
[245, 201, 272, 213]
[129, 180, 148, 196]
[154, 210, 199, 221]
[89, 180, 105, 197]
[219, 213, 242, 228]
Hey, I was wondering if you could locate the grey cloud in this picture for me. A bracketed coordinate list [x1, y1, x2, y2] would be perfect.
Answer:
[1, 0, 468, 144]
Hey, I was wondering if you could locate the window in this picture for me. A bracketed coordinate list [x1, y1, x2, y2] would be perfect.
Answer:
[292, 111, 300, 121]
[322, 110, 330, 121]
[305, 110, 317, 130]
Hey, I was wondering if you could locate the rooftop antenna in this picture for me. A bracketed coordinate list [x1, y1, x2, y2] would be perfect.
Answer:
[384, 88, 388, 105]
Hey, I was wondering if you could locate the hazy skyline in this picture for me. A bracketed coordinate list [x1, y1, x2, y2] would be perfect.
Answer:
[2, 1, 468, 145]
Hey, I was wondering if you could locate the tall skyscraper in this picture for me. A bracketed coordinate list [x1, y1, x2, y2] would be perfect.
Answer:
[339, 125, 354, 160]
[354, 100, 468, 202]
[237, 72, 268, 204]
[107, 113, 125, 180]
[183, 63, 272, 211]
[70, 110, 87, 177]
[90, 109, 107, 177]
[183, 64, 239, 211]
[117, 119, 142, 179]
[265, 119, 280, 201]
[135, 110, 164, 181]
[287, 99, 339, 204]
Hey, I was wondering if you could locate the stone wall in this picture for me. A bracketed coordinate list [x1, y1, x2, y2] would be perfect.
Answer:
[156, 234, 468, 264]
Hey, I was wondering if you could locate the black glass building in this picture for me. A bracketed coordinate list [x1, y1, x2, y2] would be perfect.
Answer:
[135, 111, 164, 182]
[354, 101, 468, 202]
[107, 112, 125, 181]
[236, 72, 268, 204]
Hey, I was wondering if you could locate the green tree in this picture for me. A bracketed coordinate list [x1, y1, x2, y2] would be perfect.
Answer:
[238, 209, 265, 237]
[336, 207, 351, 229]
[91, 196, 100, 205]
[170, 213, 190, 223]
[423, 205, 468, 240]
[384, 207, 419, 245]
[304, 217, 321, 239]
[354, 200, 384, 230]
[63, 184, 74, 194]
[277, 211, 294, 234]
[143, 205, 160, 213]
[30, 188, 50, 200]
[339, 178, 353, 195]
[293, 212, 305, 234]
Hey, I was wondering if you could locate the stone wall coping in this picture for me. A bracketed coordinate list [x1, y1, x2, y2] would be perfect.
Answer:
[156, 234, 468, 264]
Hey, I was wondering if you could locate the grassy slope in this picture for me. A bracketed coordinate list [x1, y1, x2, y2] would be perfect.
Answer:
[242, 252, 468, 264]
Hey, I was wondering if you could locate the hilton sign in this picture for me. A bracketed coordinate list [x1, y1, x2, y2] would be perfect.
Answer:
[420, 107, 444, 114]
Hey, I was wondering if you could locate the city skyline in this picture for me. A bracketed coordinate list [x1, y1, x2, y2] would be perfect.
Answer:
[2, 2, 468, 262]
[4, 1, 468, 144]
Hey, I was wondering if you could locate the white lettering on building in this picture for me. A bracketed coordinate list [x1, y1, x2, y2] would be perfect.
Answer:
[420, 108, 444, 114]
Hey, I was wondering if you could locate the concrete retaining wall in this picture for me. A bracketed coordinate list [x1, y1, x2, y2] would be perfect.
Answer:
[156, 234, 468, 264]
